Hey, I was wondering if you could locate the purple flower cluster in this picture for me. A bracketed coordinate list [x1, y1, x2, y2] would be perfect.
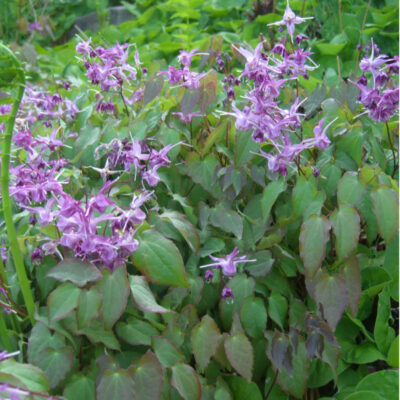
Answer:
[96, 137, 180, 187]
[160, 48, 207, 89]
[226, 2, 333, 176]
[351, 41, 399, 122]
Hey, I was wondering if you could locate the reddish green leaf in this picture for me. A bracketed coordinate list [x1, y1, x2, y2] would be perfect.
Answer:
[96, 265, 130, 329]
[143, 75, 164, 106]
[315, 270, 348, 330]
[330, 204, 360, 261]
[47, 258, 102, 287]
[132, 230, 189, 287]
[132, 351, 164, 400]
[152, 336, 185, 367]
[270, 331, 289, 371]
[299, 215, 331, 278]
[371, 185, 399, 243]
[340, 255, 361, 317]
[129, 275, 171, 313]
[116, 317, 159, 346]
[171, 363, 201, 400]
[224, 332, 253, 381]
[81, 319, 120, 350]
[48, 282, 80, 321]
[77, 287, 102, 329]
[191, 315, 221, 370]
[198, 69, 217, 114]
[96, 370, 134, 400]
[63, 373, 95, 400]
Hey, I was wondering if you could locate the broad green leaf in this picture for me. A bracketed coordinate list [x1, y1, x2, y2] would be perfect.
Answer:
[171, 363, 201, 400]
[191, 315, 221, 370]
[268, 292, 288, 330]
[210, 204, 243, 239]
[355, 370, 398, 399]
[374, 287, 395, 355]
[132, 230, 189, 287]
[96, 265, 130, 329]
[132, 351, 164, 400]
[340, 341, 385, 364]
[342, 391, 384, 400]
[292, 175, 317, 218]
[34, 347, 74, 388]
[315, 270, 348, 330]
[225, 376, 262, 400]
[96, 370, 134, 400]
[129, 275, 171, 313]
[337, 172, 365, 206]
[48, 282, 81, 321]
[315, 42, 347, 55]
[319, 162, 341, 198]
[299, 215, 331, 278]
[340, 255, 361, 317]
[224, 332, 253, 381]
[47, 258, 102, 287]
[64, 374, 95, 400]
[361, 267, 392, 297]
[77, 287, 102, 329]
[116, 317, 159, 346]
[234, 130, 259, 167]
[0, 360, 50, 393]
[387, 336, 399, 367]
[28, 322, 65, 364]
[160, 211, 200, 252]
[371, 185, 399, 243]
[202, 119, 228, 156]
[186, 152, 222, 197]
[152, 336, 185, 367]
[80, 320, 120, 350]
[240, 296, 267, 339]
[261, 178, 286, 221]
[330, 204, 360, 261]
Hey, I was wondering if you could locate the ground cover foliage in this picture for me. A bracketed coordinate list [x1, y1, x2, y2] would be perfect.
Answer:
[0, 0, 399, 399]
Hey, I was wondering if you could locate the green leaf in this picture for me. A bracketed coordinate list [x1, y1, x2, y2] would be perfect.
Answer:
[34, 347, 74, 388]
[315, 42, 347, 55]
[355, 370, 398, 399]
[210, 204, 243, 239]
[96, 265, 130, 329]
[383, 232, 399, 300]
[143, 75, 164, 106]
[340, 341, 385, 364]
[374, 287, 395, 355]
[371, 185, 399, 243]
[387, 336, 399, 367]
[337, 172, 365, 206]
[320, 162, 342, 198]
[261, 178, 286, 221]
[202, 119, 228, 156]
[129, 275, 171, 313]
[361, 267, 392, 297]
[234, 130, 259, 167]
[315, 270, 348, 330]
[96, 370, 134, 400]
[225, 376, 262, 400]
[330, 204, 360, 261]
[171, 363, 202, 400]
[116, 316, 159, 346]
[240, 296, 267, 339]
[132, 351, 164, 400]
[186, 152, 222, 197]
[152, 336, 185, 367]
[132, 230, 189, 287]
[0, 360, 50, 393]
[47, 258, 102, 287]
[292, 175, 317, 218]
[340, 255, 361, 317]
[191, 315, 221, 370]
[80, 319, 120, 350]
[268, 292, 288, 330]
[342, 391, 384, 400]
[299, 215, 331, 278]
[224, 332, 253, 381]
[64, 374, 95, 400]
[48, 282, 81, 321]
[198, 70, 217, 114]
[77, 287, 102, 329]
[160, 211, 200, 252]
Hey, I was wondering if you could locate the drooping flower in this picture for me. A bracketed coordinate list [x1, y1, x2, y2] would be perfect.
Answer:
[200, 247, 255, 277]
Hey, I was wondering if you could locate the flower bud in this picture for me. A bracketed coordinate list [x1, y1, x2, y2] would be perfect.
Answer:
[204, 269, 213, 282]
[221, 287, 234, 303]
[31, 247, 43, 266]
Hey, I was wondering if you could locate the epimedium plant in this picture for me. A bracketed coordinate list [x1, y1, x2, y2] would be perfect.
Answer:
[0, 1, 398, 399]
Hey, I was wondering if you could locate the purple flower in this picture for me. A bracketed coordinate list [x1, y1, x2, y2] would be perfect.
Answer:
[221, 287, 234, 302]
[28, 22, 42, 32]
[31, 247, 43, 266]
[204, 269, 214, 282]
[172, 111, 201, 123]
[268, 0, 313, 42]
[177, 48, 201, 68]
[200, 247, 255, 277]
[359, 40, 389, 87]
[312, 118, 337, 150]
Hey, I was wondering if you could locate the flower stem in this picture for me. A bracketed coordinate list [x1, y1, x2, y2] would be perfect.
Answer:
[386, 122, 398, 178]
[0, 44, 35, 325]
